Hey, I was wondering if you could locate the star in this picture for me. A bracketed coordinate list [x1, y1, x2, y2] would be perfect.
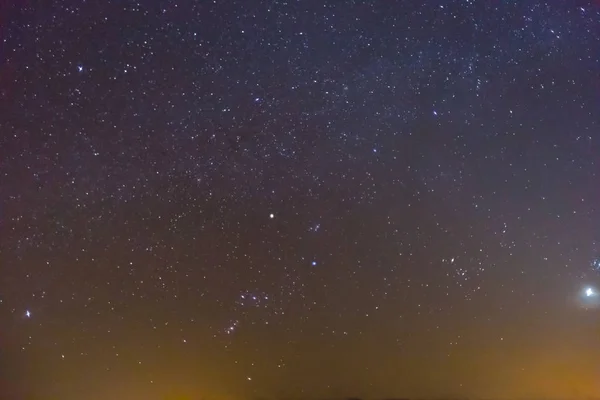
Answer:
[25, 310, 31, 318]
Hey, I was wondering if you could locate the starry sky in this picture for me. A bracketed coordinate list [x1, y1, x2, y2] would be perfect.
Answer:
[2, 1, 600, 399]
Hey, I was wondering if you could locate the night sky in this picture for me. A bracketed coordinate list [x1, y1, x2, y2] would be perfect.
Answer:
[2, 1, 600, 399]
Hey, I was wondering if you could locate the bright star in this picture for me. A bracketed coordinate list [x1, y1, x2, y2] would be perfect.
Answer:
[269, 213, 274, 219]
[77, 65, 83, 72]
[578, 286, 600, 309]
[25, 310, 31, 318]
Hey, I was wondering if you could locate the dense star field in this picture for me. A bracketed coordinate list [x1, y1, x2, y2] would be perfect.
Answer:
[2, 1, 600, 399]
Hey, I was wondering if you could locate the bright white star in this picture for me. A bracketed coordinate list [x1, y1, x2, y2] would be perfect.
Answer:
[25, 310, 31, 318]
[586, 287, 594, 297]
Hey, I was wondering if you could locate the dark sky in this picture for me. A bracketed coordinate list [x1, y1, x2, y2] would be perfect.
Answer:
[2, 1, 600, 399]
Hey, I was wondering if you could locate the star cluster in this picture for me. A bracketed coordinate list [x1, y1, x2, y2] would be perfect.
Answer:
[2, 1, 600, 399]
